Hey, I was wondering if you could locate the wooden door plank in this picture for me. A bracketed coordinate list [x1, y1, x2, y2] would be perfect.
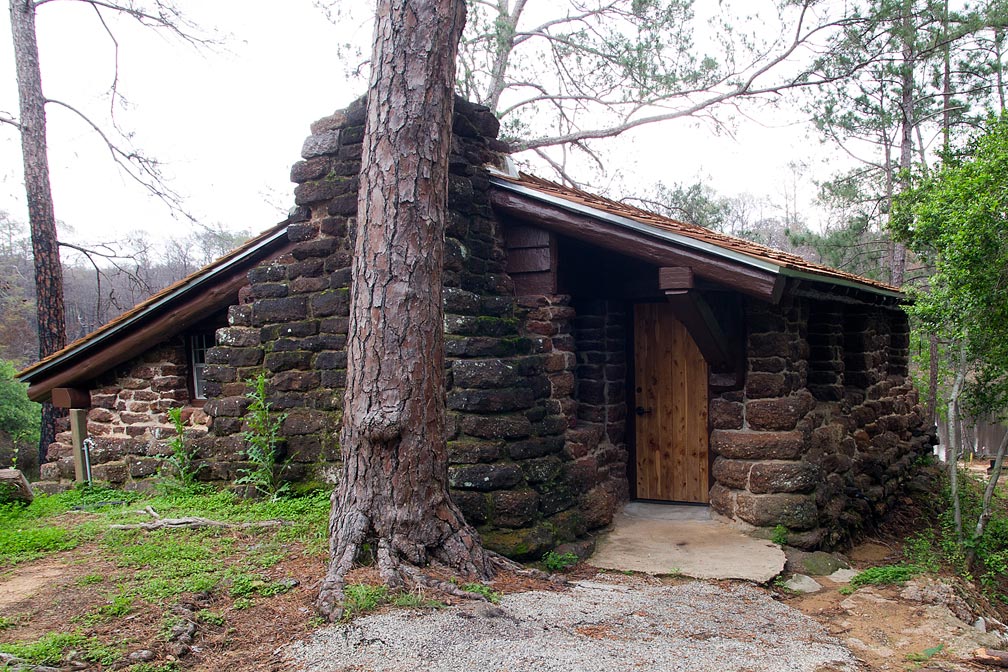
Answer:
[685, 334, 709, 502]
[672, 316, 690, 501]
[657, 307, 675, 501]
[633, 302, 710, 504]
[649, 304, 665, 499]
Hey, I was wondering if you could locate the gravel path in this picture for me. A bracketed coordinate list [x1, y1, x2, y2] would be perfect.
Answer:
[285, 577, 861, 672]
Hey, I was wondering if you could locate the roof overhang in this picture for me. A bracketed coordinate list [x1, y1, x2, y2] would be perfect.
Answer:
[489, 176, 905, 304]
[19, 222, 294, 402]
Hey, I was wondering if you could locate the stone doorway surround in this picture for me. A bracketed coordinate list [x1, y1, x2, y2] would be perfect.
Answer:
[588, 502, 786, 583]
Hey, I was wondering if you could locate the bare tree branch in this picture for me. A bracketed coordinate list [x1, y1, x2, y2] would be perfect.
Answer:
[45, 97, 196, 224]
[0, 112, 21, 130]
[35, 0, 213, 47]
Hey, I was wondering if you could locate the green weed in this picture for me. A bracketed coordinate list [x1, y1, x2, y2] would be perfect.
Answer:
[197, 609, 225, 626]
[76, 573, 104, 586]
[85, 590, 133, 623]
[461, 582, 501, 603]
[390, 591, 445, 609]
[906, 643, 944, 662]
[0, 615, 18, 630]
[126, 663, 179, 672]
[0, 631, 119, 666]
[542, 550, 578, 572]
[161, 406, 199, 487]
[236, 373, 290, 501]
[227, 572, 292, 598]
[771, 524, 789, 546]
[849, 563, 923, 589]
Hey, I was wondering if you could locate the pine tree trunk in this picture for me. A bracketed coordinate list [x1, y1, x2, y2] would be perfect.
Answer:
[10, 0, 66, 464]
[317, 0, 495, 620]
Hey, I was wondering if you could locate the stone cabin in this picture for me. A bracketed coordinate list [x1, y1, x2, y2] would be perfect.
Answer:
[19, 97, 935, 557]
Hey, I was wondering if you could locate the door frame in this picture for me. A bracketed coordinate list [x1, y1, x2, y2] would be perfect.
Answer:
[626, 300, 714, 503]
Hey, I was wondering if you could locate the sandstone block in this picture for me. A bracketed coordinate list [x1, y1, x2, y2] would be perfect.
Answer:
[709, 483, 735, 517]
[579, 484, 617, 530]
[448, 463, 522, 491]
[746, 392, 814, 431]
[301, 129, 341, 159]
[748, 461, 819, 494]
[0, 469, 33, 503]
[451, 359, 521, 389]
[709, 398, 743, 430]
[520, 456, 562, 484]
[735, 492, 817, 530]
[449, 490, 488, 525]
[490, 489, 539, 528]
[447, 440, 502, 464]
[746, 372, 787, 399]
[711, 430, 804, 460]
[481, 523, 555, 560]
[447, 388, 535, 413]
[711, 457, 752, 490]
[91, 460, 129, 485]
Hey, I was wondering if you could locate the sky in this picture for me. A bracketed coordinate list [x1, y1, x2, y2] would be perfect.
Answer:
[0, 0, 835, 252]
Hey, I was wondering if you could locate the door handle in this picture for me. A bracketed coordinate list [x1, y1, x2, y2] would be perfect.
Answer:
[635, 406, 652, 416]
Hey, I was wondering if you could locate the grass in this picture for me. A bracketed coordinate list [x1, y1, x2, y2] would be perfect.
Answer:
[196, 609, 225, 626]
[906, 643, 944, 663]
[0, 483, 336, 670]
[843, 563, 924, 594]
[84, 590, 134, 623]
[339, 583, 448, 620]
[461, 582, 501, 603]
[0, 631, 120, 666]
[342, 583, 389, 619]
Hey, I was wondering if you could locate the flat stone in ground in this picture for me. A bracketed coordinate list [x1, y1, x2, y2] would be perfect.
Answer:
[784, 574, 822, 594]
[589, 505, 785, 582]
[827, 568, 858, 584]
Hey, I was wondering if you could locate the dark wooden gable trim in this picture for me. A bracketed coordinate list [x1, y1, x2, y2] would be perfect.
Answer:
[26, 263, 256, 402]
[504, 222, 557, 295]
[490, 188, 784, 302]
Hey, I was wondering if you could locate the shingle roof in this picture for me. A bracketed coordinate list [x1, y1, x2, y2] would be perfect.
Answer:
[496, 172, 901, 297]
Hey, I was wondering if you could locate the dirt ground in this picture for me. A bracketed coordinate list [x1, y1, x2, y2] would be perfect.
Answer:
[3, 508, 1008, 671]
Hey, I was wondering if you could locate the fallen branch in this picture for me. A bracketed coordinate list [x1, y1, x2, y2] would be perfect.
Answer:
[109, 506, 290, 531]
[973, 648, 1008, 667]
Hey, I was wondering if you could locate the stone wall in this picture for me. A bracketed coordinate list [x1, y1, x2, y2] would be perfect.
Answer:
[40, 340, 209, 490]
[194, 97, 620, 558]
[709, 294, 933, 549]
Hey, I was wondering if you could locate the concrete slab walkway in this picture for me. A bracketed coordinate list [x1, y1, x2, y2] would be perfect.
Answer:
[589, 503, 786, 583]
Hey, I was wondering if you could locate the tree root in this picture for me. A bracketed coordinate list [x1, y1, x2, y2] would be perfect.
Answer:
[316, 540, 568, 621]
[108, 506, 289, 531]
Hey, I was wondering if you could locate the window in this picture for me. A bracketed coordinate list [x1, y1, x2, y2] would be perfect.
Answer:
[189, 332, 214, 399]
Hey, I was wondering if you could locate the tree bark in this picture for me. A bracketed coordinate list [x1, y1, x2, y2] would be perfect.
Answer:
[947, 343, 967, 545]
[892, 0, 915, 287]
[10, 0, 67, 464]
[317, 0, 497, 620]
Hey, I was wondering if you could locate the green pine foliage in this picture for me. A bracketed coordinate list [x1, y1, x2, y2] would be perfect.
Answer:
[893, 114, 1008, 419]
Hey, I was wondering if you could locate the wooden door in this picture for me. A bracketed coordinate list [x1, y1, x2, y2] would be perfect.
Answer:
[633, 303, 710, 503]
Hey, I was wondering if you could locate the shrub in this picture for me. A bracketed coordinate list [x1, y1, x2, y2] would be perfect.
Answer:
[161, 407, 199, 487]
[236, 373, 289, 501]
[0, 359, 40, 468]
